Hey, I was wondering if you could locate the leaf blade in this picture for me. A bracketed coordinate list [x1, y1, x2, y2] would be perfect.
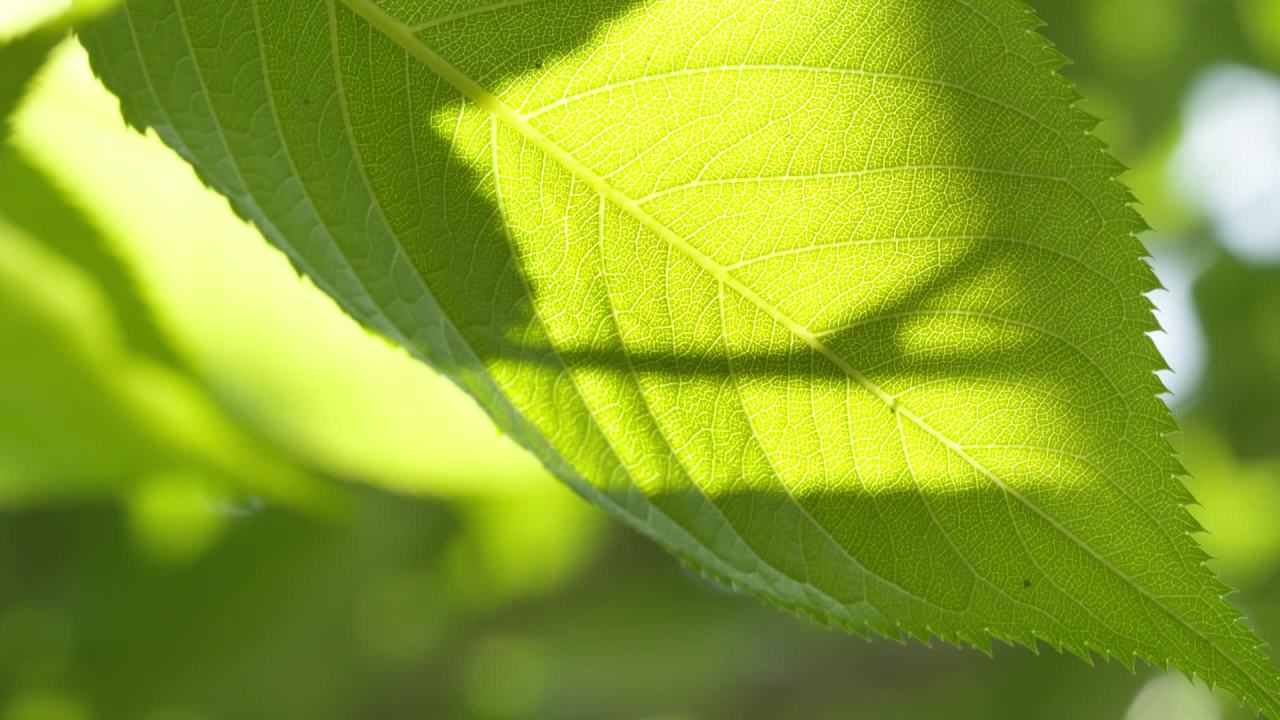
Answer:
[81, 0, 1280, 711]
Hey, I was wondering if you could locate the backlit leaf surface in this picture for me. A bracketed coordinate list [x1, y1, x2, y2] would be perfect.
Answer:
[80, 0, 1280, 709]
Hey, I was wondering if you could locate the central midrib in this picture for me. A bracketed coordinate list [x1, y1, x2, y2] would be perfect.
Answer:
[334, 0, 1275, 703]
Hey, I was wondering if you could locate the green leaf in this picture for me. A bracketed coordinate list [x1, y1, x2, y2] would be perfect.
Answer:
[0, 143, 309, 507]
[0, 31, 325, 511]
[79, 0, 1280, 710]
[9, 40, 556, 501]
[0, 140, 326, 508]
[0, 0, 118, 111]
[1194, 253, 1280, 462]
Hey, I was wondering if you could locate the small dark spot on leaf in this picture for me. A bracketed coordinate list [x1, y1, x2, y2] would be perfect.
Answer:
[534, 60, 544, 69]
[1022, 578, 1032, 589]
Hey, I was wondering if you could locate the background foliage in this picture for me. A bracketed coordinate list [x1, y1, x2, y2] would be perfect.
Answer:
[1, 1, 1278, 718]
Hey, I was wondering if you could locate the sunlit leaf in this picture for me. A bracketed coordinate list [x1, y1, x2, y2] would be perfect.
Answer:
[80, 0, 1280, 709]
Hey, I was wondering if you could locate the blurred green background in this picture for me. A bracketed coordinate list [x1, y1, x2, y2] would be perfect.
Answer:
[1, 1, 1279, 718]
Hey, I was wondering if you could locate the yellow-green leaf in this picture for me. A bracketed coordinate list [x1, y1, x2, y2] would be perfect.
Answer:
[79, 0, 1280, 711]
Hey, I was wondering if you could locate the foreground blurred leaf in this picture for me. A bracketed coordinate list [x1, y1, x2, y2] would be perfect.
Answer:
[0, 145, 320, 508]
[0, 0, 115, 126]
[9, 42, 552, 499]
[3, 0, 557, 508]
[1, 9, 323, 509]
[81, 0, 1280, 708]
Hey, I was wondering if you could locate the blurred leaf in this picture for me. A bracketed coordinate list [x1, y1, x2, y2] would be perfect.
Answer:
[0, 157, 322, 508]
[1182, 425, 1280, 588]
[79, 0, 1280, 708]
[442, 490, 602, 609]
[0, 140, 177, 364]
[9, 41, 552, 499]
[1028, 0, 1264, 237]
[1237, 0, 1280, 69]
[1192, 253, 1280, 460]
[0, 30, 56, 126]
[126, 471, 229, 564]
[1084, 0, 1188, 78]
[1, 690, 91, 720]
[0, 204, 174, 497]
[1, 38, 326, 511]
[0, 0, 116, 124]
[0, 494, 462, 719]
[0, 493, 1156, 720]
[1033, 0, 1258, 156]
